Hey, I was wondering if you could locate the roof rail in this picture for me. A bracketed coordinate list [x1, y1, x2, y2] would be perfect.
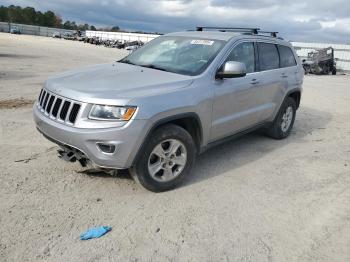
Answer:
[196, 26, 259, 34]
[196, 26, 279, 38]
[259, 31, 278, 37]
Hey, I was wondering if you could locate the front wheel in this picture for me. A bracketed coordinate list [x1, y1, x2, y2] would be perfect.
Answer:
[130, 124, 196, 192]
[266, 97, 297, 139]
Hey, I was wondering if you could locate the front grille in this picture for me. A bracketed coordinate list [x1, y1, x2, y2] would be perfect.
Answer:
[69, 103, 81, 123]
[37, 89, 81, 125]
[51, 98, 62, 117]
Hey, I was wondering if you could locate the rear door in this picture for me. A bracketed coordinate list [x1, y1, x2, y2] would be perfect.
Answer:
[256, 42, 285, 122]
[277, 44, 299, 90]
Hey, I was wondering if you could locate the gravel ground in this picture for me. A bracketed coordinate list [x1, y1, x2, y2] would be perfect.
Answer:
[0, 33, 349, 262]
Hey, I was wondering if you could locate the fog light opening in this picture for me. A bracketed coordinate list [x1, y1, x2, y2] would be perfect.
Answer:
[97, 143, 116, 154]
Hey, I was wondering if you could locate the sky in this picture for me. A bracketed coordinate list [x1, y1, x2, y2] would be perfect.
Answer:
[2, 0, 350, 43]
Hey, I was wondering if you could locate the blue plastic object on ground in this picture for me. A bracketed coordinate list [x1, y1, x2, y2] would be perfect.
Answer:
[80, 226, 112, 240]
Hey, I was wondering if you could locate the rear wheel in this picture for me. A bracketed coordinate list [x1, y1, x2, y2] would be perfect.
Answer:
[266, 97, 296, 139]
[130, 124, 196, 192]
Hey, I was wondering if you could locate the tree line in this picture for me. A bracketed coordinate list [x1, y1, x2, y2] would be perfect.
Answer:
[0, 5, 100, 31]
[0, 5, 161, 34]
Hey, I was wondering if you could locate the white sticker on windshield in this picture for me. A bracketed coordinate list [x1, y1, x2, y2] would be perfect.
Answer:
[190, 40, 214, 46]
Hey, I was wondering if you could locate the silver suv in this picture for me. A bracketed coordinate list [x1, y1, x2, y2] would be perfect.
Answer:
[33, 27, 303, 192]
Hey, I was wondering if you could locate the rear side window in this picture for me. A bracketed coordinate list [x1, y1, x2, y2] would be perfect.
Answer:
[278, 45, 297, 67]
[258, 43, 279, 71]
[226, 42, 255, 73]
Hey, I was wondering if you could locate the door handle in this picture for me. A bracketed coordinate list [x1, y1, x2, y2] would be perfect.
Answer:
[281, 73, 288, 78]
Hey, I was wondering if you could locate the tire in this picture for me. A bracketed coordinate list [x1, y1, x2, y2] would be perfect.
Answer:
[332, 68, 337, 75]
[266, 97, 297, 139]
[130, 124, 196, 192]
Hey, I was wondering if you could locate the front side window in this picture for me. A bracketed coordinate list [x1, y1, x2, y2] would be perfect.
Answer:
[119, 36, 225, 76]
[278, 45, 297, 67]
[258, 43, 280, 71]
[226, 42, 255, 73]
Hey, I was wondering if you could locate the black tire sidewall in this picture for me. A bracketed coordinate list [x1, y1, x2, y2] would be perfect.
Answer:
[133, 124, 196, 192]
[267, 97, 297, 139]
[275, 97, 297, 138]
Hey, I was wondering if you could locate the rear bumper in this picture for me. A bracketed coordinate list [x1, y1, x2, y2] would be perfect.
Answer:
[33, 105, 148, 168]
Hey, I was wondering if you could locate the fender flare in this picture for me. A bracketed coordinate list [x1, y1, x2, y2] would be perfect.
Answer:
[131, 112, 203, 166]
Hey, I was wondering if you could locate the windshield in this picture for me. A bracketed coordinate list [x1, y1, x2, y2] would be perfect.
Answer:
[119, 36, 225, 76]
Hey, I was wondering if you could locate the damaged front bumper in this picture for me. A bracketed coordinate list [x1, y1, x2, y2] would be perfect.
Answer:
[33, 104, 148, 169]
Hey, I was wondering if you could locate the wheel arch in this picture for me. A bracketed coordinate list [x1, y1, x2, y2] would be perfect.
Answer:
[287, 89, 301, 109]
[132, 113, 203, 166]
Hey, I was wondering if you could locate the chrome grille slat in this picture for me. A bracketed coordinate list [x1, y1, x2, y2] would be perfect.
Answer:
[65, 102, 74, 122]
[59, 100, 71, 121]
[42, 92, 50, 110]
[49, 96, 58, 116]
[56, 99, 65, 120]
[40, 91, 46, 107]
[36, 88, 81, 125]
[44, 94, 52, 114]
[38, 89, 43, 105]
[51, 98, 62, 118]
[69, 104, 81, 123]
[46, 95, 55, 114]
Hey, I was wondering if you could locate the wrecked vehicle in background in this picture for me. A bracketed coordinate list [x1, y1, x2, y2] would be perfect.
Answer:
[52, 31, 61, 38]
[302, 47, 337, 75]
[125, 41, 144, 52]
[10, 27, 21, 34]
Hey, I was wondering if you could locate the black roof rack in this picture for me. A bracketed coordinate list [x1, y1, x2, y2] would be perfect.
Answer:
[196, 26, 279, 38]
[259, 31, 278, 37]
[196, 26, 259, 34]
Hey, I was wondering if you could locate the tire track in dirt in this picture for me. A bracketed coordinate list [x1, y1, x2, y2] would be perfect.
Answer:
[0, 99, 35, 109]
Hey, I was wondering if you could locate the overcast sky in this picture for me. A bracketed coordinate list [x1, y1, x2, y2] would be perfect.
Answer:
[2, 0, 350, 43]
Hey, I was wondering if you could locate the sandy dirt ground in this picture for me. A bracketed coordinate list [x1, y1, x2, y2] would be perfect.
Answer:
[0, 33, 349, 262]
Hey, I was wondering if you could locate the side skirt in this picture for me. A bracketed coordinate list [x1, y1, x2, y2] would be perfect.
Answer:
[199, 122, 270, 154]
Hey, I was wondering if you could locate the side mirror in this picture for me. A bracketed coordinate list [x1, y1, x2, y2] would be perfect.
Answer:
[216, 61, 247, 79]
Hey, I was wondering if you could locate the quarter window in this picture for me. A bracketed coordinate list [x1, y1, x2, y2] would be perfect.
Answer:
[258, 43, 279, 71]
[226, 42, 255, 73]
[278, 45, 297, 67]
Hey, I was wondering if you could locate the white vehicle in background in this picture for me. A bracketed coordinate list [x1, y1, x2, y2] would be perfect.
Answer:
[52, 31, 61, 38]
[125, 45, 138, 52]
[125, 41, 144, 52]
[10, 26, 21, 34]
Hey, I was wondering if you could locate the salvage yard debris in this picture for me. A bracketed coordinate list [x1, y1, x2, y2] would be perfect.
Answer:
[302, 47, 337, 75]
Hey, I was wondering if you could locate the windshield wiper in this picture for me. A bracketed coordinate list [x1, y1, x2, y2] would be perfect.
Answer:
[140, 64, 168, 72]
[119, 61, 169, 72]
[119, 59, 137, 66]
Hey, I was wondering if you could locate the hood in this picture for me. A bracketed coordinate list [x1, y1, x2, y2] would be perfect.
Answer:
[45, 63, 193, 105]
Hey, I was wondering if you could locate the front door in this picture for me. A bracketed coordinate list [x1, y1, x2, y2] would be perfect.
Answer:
[210, 41, 262, 141]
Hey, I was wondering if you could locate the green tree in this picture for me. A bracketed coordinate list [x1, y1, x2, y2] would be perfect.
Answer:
[0, 5, 98, 31]
[0, 6, 9, 22]
[22, 7, 36, 25]
[43, 10, 55, 27]
[111, 26, 120, 32]
[7, 5, 23, 23]
[35, 11, 45, 25]
[63, 20, 72, 29]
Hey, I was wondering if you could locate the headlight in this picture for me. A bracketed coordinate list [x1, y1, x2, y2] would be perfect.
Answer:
[89, 105, 137, 121]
